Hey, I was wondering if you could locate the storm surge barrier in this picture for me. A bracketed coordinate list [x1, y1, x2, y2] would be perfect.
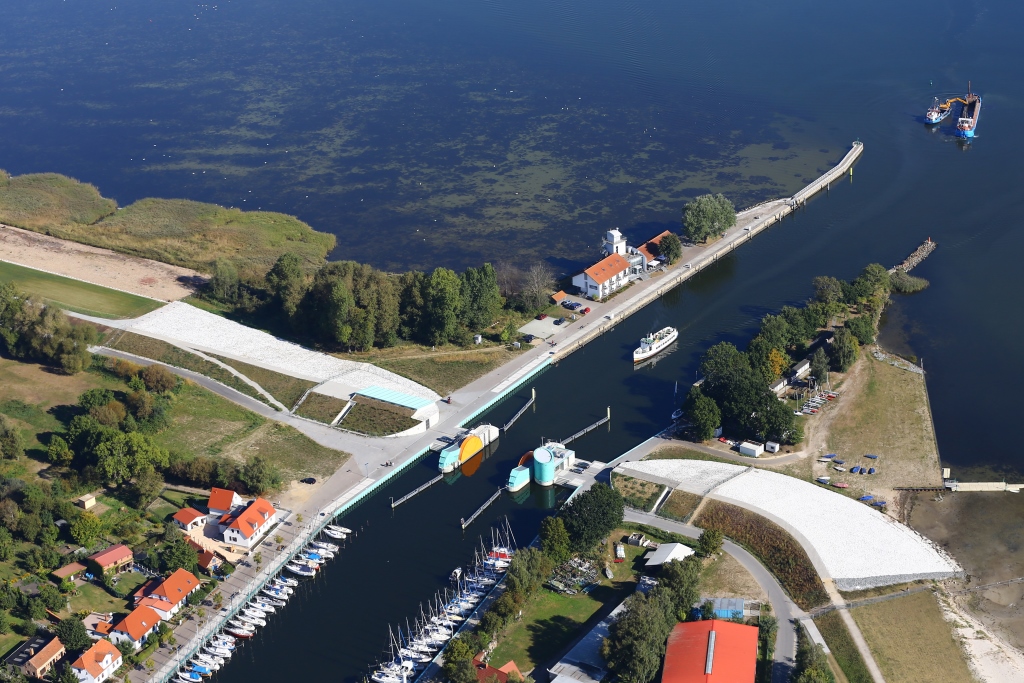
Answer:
[461, 488, 503, 529]
[391, 473, 445, 508]
[501, 387, 536, 432]
[560, 407, 611, 445]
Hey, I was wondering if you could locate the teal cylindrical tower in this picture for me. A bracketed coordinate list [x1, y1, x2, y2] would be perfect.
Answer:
[533, 447, 555, 486]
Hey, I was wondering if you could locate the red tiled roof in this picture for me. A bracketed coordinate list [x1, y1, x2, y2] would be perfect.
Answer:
[472, 653, 521, 683]
[113, 606, 161, 642]
[27, 638, 64, 668]
[185, 539, 219, 570]
[551, 290, 567, 302]
[73, 639, 121, 678]
[637, 230, 673, 262]
[94, 621, 113, 636]
[150, 568, 199, 606]
[207, 487, 237, 512]
[87, 544, 133, 569]
[172, 508, 205, 526]
[663, 620, 758, 683]
[136, 597, 173, 615]
[227, 498, 276, 539]
[583, 253, 630, 285]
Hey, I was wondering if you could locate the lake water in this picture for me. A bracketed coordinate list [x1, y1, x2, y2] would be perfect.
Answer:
[4, 0, 1024, 678]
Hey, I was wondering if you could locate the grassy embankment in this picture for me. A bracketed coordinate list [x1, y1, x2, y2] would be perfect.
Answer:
[694, 500, 829, 610]
[206, 354, 316, 409]
[849, 591, 974, 683]
[0, 260, 163, 319]
[366, 345, 524, 396]
[645, 444, 738, 465]
[813, 611, 872, 683]
[657, 489, 702, 522]
[610, 472, 665, 511]
[104, 331, 274, 407]
[339, 403, 418, 436]
[295, 393, 349, 424]
[0, 171, 335, 281]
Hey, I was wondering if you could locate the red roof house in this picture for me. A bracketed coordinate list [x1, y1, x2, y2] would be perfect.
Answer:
[471, 653, 522, 683]
[111, 606, 161, 651]
[87, 544, 133, 574]
[663, 620, 758, 683]
[222, 498, 277, 549]
[72, 639, 122, 683]
[637, 230, 673, 264]
[206, 488, 242, 516]
[172, 507, 207, 531]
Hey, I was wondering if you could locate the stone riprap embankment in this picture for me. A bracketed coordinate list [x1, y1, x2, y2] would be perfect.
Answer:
[125, 301, 440, 402]
[618, 459, 963, 590]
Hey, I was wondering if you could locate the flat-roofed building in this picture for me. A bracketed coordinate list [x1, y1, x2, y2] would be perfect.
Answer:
[663, 620, 758, 683]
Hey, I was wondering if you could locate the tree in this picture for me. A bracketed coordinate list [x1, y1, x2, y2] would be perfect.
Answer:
[0, 416, 24, 460]
[681, 194, 736, 243]
[845, 315, 875, 346]
[603, 589, 675, 683]
[70, 512, 102, 546]
[539, 516, 571, 564]
[78, 389, 115, 411]
[657, 557, 701, 620]
[684, 386, 721, 442]
[94, 432, 169, 486]
[0, 500, 18, 531]
[115, 639, 136, 660]
[0, 611, 9, 635]
[696, 529, 723, 557]
[129, 465, 164, 509]
[162, 538, 199, 574]
[560, 483, 624, 551]
[520, 263, 555, 310]
[125, 390, 155, 421]
[424, 268, 463, 345]
[266, 252, 307, 319]
[253, 551, 263, 570]
[658, 233, 682, 264]
[18, 514, 41, 543]
[810, 347, 829, 386]
[38, 585, 65, 612]
[447, 659, 479, 683]
[794, 624, 835, 683]
[460, 264, 503, 330]
[700, 599, 716, 620]
[208, 258, 240, 302]
[47, 435, 74, 467]
[505, 548, 553, 600]
[239, 454, 281, 495]
[140, 365, 177, 393]
[699, 342, 749, 382]
[90, 400, 127, 427]
[812, 276, 844, 304]
[26, 597, 47, 620]
[52, 663, 78, 683]
[828, 327, 859, 372]
[0, 528, 12, 561]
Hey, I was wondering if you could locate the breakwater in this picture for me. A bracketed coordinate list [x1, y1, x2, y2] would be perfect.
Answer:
[550, 142, 864, 364]
[890, 238, 937, 273]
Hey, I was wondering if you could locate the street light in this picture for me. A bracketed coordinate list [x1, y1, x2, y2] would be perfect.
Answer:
[364, 461, 370, 477]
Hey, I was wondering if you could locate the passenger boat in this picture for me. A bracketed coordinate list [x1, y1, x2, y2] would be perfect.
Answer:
[956, 83, 981, 138]
[925, 97, 951, 124]
[633, 327, 678, 363]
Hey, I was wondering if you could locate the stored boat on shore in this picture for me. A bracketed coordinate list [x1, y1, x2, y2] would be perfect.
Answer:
[633, 327, 678, 363]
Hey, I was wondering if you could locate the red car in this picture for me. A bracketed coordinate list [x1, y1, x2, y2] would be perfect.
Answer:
[718, 437, 728, 443]
[537, 313, 548, 320]
[581, 307, 591, 314]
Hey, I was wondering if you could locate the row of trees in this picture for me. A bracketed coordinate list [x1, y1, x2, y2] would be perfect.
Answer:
[682, 194, 737, 244]
[0, 283, 96, 374]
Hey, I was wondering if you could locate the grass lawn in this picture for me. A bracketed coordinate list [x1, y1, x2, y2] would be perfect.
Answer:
[657, 489, 702, 522]
[339, 403, 418, 436]
[825, 350, 942, 491]
[149, 381, 265, 458]
[850, 591, 973, 683]
[106, 331, 272, 406]
[295, 392, 348, 424]
[218, 422, 350, 479]
[813, 611, 872, 683]
[699, 552, 767, 601]
[371, 346, 522, 395]
[610, 472, 664, 511]
[69, 581, 130, 615]
[208, 354, 315, 409]
[146, 497, 181, 523]
[0, 259, 163, 319]
[644, 445, 738, 465]
[160, 489, 196, 507]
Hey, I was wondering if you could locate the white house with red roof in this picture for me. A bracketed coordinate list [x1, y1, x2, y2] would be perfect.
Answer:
[220, 498, 278, 550]
[572, 229, 673, 300]
[132, 568, 200, 619]
[71, 639, 121, 683]
[172, 507, 206, 531]
[206, 488, 243, 517]
[110, 605, 161, 651]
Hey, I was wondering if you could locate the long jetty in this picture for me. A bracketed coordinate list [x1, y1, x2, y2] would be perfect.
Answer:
[550, 142, 864, 365]
[392, 473, 444, 508]
[461, 489, 503, 529]
[560, 407, 611, 445]
[502, 387, 536, 432]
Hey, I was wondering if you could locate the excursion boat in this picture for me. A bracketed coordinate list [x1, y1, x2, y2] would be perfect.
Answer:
[956, 83, 981, 138]
[633, 327, 678, 364]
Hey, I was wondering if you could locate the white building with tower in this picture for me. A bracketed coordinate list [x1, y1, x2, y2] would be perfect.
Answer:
[571, 228, 676, 300]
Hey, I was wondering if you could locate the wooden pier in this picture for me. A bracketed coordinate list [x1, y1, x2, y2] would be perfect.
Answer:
[461, 488, 503, 529]
[559, 407, 611, 445]
[502, 388, 536, 432]
[391, 473, 444, 508]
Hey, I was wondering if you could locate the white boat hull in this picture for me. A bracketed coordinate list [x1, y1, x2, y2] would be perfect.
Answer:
[633, 327, 679, 363]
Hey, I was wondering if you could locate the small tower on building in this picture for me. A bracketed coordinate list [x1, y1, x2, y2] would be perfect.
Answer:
[602, 229, 627, 256]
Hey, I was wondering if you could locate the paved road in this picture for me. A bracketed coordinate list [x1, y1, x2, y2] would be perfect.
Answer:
[623, 510, 799, 683]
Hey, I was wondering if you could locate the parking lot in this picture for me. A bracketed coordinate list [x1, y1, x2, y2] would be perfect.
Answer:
[517, 295, 598, 340]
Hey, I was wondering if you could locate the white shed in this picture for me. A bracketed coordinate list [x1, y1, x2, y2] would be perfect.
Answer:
[792, 359, 812, 379]
[643, 542, 695, 567]
[739, 441, 765, 458]
[765, 441, 780, 453]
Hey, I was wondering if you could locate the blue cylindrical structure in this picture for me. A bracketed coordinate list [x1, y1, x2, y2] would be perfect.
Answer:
[533, 447, 555, 486]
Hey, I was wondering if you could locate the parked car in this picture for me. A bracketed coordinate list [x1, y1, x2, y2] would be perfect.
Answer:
[300, 477, 317, 484]
[581, 307, 591, 314]
[523, 334, 535, 343]
[554, 317, 566, 325]
[537, 313, 548, 320]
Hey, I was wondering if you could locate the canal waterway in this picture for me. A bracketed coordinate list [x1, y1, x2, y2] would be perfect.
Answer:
[4, 0, 1024, 678]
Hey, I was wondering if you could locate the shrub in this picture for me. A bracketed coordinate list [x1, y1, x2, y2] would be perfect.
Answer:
[890, 270, 930, 294]
[140, 365, 177, 393]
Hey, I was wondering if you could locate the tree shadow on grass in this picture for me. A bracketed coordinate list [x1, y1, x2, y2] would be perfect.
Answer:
[524, 615, 584, 668]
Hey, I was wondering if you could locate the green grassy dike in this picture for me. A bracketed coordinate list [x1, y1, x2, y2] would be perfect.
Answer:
[0, 170, 335, 281]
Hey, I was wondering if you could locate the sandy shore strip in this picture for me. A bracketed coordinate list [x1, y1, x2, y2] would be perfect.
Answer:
[0, 223, 205, 300]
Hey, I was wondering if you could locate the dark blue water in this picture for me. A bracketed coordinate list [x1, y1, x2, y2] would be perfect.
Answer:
[4, 0, 1024, 678]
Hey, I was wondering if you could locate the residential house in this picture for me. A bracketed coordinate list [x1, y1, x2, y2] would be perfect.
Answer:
[72, 639, 122, 683]
[662, 620, 758, 683]
[83, 612, 115, 640]
[133, 568, 200, 618]
[186, 539, 222, 574]
[571, 253, 631, 301]
[172, 508, 207, 532]
[635, 230, 673, 269]
[220, 498, 277, 550]
[5, 635, 65, 679]
[471, 653, 522, 683]
[206, 488, 243, 517]
[51, 561, 87, 584]
[87, 544, 133, 576]
[110, 605, 161, 651]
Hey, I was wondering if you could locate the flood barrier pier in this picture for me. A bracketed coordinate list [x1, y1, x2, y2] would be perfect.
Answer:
[560, 407, 611, 445]
[391, 473, 445, 508]
[461, 488, 503, 529]
[502, 388, 536, 432]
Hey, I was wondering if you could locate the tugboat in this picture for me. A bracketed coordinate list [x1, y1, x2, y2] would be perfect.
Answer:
[633, 327, 678, 363]
[956, 82, 981, 139]
[924, 97, 951, 124]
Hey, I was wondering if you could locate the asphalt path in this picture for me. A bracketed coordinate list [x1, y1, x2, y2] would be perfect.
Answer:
[623, 510, 799, 683]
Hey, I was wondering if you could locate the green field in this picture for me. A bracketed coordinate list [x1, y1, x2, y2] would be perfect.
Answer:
[0, 259, 164, 318]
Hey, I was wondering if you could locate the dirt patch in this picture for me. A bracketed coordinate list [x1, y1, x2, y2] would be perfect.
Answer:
[0, 223, 202, 301]
[699, 552, 767, 601]
[218, 422, 349, 479]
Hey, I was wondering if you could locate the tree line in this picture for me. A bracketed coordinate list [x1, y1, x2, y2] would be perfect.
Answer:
[0, 283, 96, 374]
[207, 253, 561, 351]
[683, 264, 892, 443]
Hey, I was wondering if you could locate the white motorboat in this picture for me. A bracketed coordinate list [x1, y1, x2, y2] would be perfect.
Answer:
[370, 672, 402, 683]
[193, 656, 221, 669]
[242, 609, 269, 624]
[286, 563, 316, 577]
[260, 596, 287, 607]
[275, 576, 299, 587]
[270, 581, 295, 593]
[208, 639, 234, 651]
[323, 528, 346, 540]
[249, 601, 275, 613]
[311, 540, 339, 552]
[327, 524, 352, 534]
[262, 587, 288, 600]
[213, 634, 236, 645]
[205, 645, 233, 658]
[633, 327, 679, 363]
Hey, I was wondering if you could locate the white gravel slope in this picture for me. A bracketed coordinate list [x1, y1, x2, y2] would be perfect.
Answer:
[623, 459, 962, 589]
[125, 301, 440, 401]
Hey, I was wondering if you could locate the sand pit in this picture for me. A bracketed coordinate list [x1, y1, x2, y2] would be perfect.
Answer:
[0, 223, 204, 300]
